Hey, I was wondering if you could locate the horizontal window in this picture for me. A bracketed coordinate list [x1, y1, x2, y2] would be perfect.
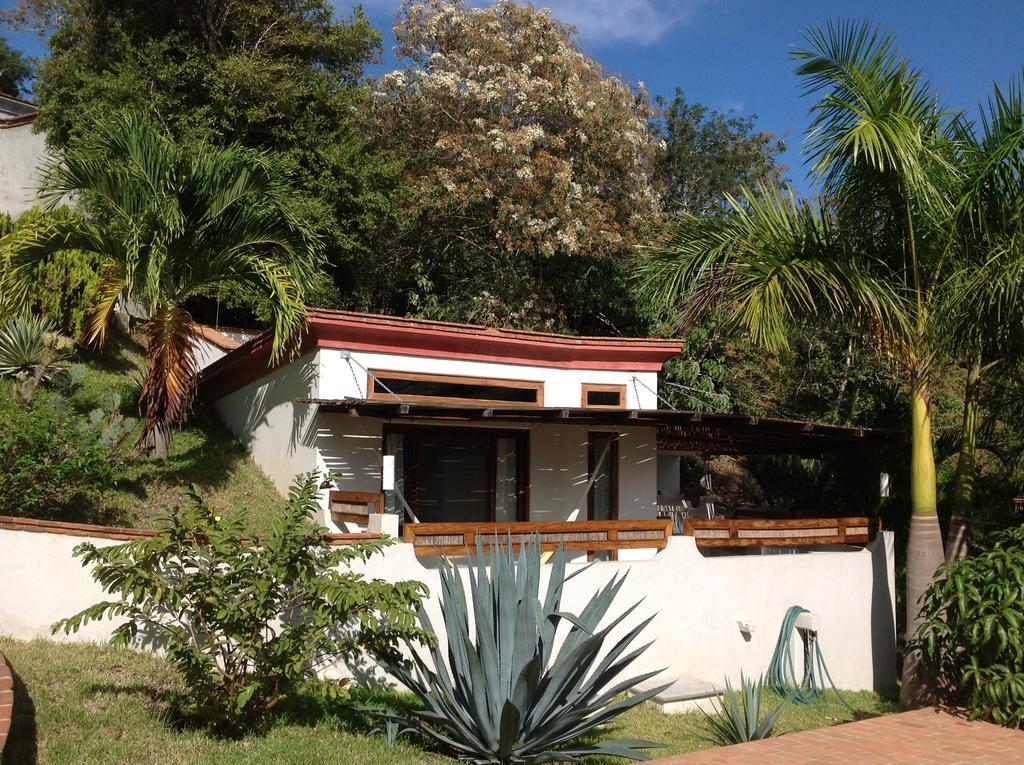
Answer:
[581, 383, 627, 409]
[368, 370, 543, 406]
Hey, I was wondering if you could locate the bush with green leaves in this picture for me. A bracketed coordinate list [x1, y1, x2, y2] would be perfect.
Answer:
[382, 536, 665, 763]
[701, 673, 790, 746]
[54, 472, 430, 733]
[0, 207, 102, 337]
[913, 524, 1024, 727]
[0, 382, 126, 520]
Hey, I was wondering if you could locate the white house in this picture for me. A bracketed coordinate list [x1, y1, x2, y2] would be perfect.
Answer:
[200, 308, 897, 555]
[200, 309, 685, 538]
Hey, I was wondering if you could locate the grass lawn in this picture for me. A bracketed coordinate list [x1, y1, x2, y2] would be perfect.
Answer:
[0, 637, 898, 765]
[26, 332, 284, 533]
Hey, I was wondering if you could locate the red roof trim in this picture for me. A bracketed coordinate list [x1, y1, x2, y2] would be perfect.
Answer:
[200, 309, 683, 402]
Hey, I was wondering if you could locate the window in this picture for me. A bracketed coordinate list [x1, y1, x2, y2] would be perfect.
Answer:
[581, 383, 627, 409]
[383, 426, 529, 524]
[368, 370, 543, 407]
[587, 432, 619, 561]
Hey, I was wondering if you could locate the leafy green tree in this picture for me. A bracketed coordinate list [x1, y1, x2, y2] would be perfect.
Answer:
[653, 88, 785, 219]
[3, 114, 323, 458]
[3, 0, 394, 310]
[0, 33, 32, 96]
[54, 472, 430, 733]
[636, 21, 980, 704]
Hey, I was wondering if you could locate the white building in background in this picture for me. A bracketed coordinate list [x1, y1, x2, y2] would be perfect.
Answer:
[0, 94, 46, 218]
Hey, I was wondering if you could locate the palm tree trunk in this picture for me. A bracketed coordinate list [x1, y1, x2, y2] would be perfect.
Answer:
[899, 377, 945, 707]
[153, 428, 170, 460]
[945, 356, 981, 561]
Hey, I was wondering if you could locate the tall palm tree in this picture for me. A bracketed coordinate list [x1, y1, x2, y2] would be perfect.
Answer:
[940, 77, 1024, 560]
[2, 114, 323, 457]
[636, 21, 964, 705]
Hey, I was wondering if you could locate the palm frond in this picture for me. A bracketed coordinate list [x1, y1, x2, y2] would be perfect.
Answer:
[636, 184, 912, 354]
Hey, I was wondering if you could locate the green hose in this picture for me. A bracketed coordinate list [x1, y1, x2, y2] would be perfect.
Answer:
[766, 605, 854, 711]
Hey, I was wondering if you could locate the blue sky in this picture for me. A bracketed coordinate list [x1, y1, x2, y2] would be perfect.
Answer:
[5, 0, 1024, 194]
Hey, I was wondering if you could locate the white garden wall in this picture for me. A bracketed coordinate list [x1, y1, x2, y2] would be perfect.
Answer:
[0, 526, 897, 693]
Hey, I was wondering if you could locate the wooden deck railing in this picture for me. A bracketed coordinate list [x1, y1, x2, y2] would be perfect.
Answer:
[403, 519, 673, 558]
[682, 516, 872, 548]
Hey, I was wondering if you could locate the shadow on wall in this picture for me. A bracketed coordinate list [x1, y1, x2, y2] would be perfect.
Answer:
[317, 415, 383, 490]
[870, 532, 898, 691]
[234, 358, 318, 455]
[4, 665, 37, 765]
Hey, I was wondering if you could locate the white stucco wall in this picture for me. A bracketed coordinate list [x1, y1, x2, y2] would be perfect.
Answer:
[0, 527, 898, 693]
[0, 123, 46, 217]
[318, 348, 659, 409]
[213, 351, 320, 494]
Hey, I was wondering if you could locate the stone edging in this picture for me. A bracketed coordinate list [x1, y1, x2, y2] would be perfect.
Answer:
[0, 515, 381, 546]
[0, 652, 13, 758]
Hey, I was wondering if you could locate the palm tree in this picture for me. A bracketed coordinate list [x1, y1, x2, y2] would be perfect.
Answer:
[636, 21, 965, 705]
[940, 77, 1024, 560]
[2, 114, 323, 457]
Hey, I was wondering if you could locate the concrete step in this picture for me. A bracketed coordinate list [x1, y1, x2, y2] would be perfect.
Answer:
[632, 675, 723, 715]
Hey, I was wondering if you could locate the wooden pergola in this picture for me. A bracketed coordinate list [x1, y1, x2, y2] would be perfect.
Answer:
[299, 398, 903, 457]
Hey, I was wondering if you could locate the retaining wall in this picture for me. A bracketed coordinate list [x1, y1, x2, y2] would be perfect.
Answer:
[0, 517, 897, 692]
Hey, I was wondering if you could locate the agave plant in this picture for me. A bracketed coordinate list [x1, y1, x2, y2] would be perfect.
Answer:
[383, 536, 666, 763]
[701, 673, 790, 746]
[0, 314, 70, 405]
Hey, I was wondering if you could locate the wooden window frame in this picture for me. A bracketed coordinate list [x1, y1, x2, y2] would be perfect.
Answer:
[329, 490, 385, 524]
[367, 370, 544, 407]
[581, 383, 628, 409]
[383, 424, 530, 523]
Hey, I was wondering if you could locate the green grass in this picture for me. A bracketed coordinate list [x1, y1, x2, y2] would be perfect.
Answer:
[0, 637, 898, 765]
[47, 333, 283, 533]
[0, 637, 446, 765]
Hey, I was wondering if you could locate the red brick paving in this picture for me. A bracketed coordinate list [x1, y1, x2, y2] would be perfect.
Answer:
[652, 708, 1024, 764]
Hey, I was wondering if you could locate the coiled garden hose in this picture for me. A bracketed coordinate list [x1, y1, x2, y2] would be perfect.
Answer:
[766, 605, 854, 712]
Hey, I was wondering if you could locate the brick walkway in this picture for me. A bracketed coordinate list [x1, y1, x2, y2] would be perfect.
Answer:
[652, 708, 1024, 764]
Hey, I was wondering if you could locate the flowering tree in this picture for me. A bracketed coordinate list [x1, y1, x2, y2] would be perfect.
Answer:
[372, 0, 662, 327]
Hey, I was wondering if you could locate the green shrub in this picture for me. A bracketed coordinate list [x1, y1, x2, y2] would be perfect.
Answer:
[701, 673, 790, 745]
[1, 207, 101, 338]
[54, 472, 430, 734]
[382, 536, 665, 763]
[914, 524, 1024, 727]
[0, 383, 126, 520]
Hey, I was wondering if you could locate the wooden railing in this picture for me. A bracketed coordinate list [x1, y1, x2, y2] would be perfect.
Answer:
[682, 516, 872, 548]
[403, 519, 673, 558]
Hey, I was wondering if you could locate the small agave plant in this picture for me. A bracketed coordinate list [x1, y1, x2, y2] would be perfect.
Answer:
[383, 535, 667, 763]
[701, 673, 790, 746]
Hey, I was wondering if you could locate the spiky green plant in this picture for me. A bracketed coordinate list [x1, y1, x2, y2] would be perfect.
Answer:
[701, 673, 790, 746]
[384, 536, 666, 763]
[0, 313, 69, 384]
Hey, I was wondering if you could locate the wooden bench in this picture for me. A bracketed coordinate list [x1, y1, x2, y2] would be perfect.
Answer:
[683, 516, 873, 548]
[403, 519, 673, 558]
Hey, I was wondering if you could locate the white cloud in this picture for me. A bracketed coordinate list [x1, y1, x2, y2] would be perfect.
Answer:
[531, 1, 707, 46]
[355, 1, 708, 47]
